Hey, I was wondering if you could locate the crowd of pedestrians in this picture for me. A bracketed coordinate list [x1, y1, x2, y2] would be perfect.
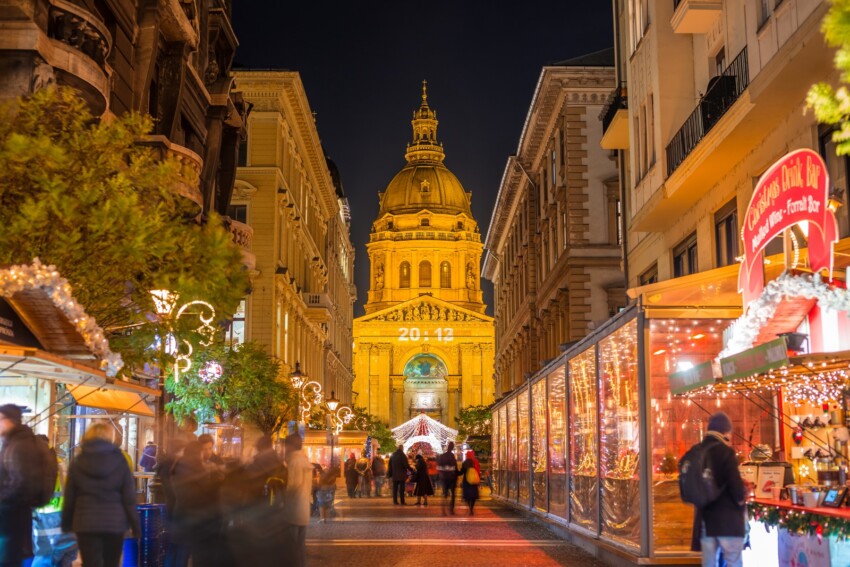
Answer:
[0, 403, 322, 567]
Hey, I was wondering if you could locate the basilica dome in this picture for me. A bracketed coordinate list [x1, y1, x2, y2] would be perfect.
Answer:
[378, 82, 472, 217]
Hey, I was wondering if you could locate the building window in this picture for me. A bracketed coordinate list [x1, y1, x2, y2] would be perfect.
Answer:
[639, 264, 658, 286]
[400, 262, 410, 288]
[421, 218, 430, 227]
[227, 204, 248, 224]
[820, 126, 850, 238]
[673, 233, 698, 277]
[714, 47, 727, 78]
[647, 94, 655, 167]
[237, 140, 248, 167]
[457, 221, 464, 230]
[550, 148, 557, 185]
[758, 0, 771, 27]
[440, 261, 451, 288]
[630, 0, 649, 51]
[419, 261, 432, 287]
[226, 299, 246, 346]
[715, 199, 739, 268]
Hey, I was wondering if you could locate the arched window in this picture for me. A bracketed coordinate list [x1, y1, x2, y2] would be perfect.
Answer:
[399, 262, 410, 288]
[440, 261, 451, 288]
[419, 261, 431, 287]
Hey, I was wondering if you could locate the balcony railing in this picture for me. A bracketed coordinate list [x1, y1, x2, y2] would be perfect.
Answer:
[228, 220, 253, 250]
[665, 47, 748, 176]
[47, 0, 111, 68]
[137, 135, 204, 209]
[601, 82, 628, 134]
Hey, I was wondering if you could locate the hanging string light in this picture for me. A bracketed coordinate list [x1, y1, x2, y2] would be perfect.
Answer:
[392, 413, 457, 453]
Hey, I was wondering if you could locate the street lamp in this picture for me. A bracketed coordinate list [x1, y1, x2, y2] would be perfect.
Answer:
[289, 361, 324, 425]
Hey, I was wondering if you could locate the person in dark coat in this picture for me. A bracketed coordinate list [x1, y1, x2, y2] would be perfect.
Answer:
[460, 450, 481, 515]
[170, 441, 224, 567]
[387, 446, 413, 505]
[437, 441, 459, 516]
[61, 422, 141, 567]
[0, 404, 40, 567]
[344, 454, 359, 498]
[371, 455, 387, 497]
[688, 412, 746, 567]
[413, 454, 434, 506]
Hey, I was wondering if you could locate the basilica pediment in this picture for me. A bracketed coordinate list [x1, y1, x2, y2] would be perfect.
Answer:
[358, 296, 492, 324]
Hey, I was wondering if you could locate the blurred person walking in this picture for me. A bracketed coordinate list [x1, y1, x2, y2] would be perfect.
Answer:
[61, 422, 140, 567]
[0, 404, 41, 567]
[282, 434, 313, 567]
[437, 442, 458, 516]
[154, 436, 188, 567]
[170, 441, 225, 567]
[241, 436, 286, 565]
[315, 464, 338, 523]
[198, 433, 224, 468]
[413, 454, 434, 506]
[387, 446, 412, 506]
[371, 455, 386, 497]
[460, 450, 481, 516]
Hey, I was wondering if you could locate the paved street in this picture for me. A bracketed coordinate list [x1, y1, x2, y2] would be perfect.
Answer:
[306, 490, 609, 567]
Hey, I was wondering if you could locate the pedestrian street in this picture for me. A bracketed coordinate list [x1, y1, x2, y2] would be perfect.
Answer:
[306, 491, 610, 567]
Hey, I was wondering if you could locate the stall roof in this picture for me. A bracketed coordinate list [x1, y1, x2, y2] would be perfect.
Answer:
[65, 383, 155, 417]
[628, 240, 850, 315]
[0, 345, 159, 397]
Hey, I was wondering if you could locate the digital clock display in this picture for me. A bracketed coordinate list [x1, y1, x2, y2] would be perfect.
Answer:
[398, 327, 454, 342]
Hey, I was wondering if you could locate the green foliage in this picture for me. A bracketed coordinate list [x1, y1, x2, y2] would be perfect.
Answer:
[166, 341, 295, 435]
[456, 405, 492, 440]
[808, 0, 850, 155]
[0, 87, 247, 373]
[310, 404, 396, 453]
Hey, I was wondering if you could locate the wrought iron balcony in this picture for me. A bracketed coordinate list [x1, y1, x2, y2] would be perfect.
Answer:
[665, 47, 748, 177]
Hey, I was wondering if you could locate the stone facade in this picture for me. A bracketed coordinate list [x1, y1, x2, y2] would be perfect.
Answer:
[353, 84, 495, 428]
[232, 71, 356, 404]
[483, 53, 625, 398]
[0, 0, 247, 220]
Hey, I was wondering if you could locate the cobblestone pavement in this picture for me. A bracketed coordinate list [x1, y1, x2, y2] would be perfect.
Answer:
[306, 491, 610, 567]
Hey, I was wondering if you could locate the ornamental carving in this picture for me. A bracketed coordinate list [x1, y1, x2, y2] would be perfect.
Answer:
[370, 300, 480, 323]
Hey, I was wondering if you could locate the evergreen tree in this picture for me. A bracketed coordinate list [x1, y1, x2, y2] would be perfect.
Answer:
[808, 0, 850, 153]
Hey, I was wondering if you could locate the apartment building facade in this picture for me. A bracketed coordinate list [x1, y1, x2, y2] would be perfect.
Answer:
[483, 50, 625, 398]
[232, 71, 356, 404]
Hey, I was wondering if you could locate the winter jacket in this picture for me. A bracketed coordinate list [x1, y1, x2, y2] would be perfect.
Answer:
[244, 449, 285, 502]
[437, 450, 458, 482]
[413, 458, 434, 496]
[0, 424, 39, 563]
[344, 458, 359, 488]
[61, 438, 141, 537]
[371, 456, 386, 477]
[689, 433, 746, 550]
[460, 456, 480, 503]
[388, 449, 412, 482]
[282, 449, 313, 526]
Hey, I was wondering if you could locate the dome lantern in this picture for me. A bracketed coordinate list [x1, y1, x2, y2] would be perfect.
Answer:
[405, 80, 445, 164]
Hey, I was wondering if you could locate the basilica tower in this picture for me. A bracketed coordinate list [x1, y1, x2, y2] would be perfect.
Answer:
[353, 83, 495, 429]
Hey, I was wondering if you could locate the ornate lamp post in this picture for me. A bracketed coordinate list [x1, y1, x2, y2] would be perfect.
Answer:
[289, 361, 324, 425]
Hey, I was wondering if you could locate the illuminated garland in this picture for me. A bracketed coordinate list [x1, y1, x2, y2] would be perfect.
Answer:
[721, 273, 850, 358]
[0, 259, 123, 376]
[749, 501, 850, 541]
[392, 413, 457, 452]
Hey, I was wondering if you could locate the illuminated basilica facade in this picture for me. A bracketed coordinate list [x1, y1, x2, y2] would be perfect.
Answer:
[352, 83, 495, 428]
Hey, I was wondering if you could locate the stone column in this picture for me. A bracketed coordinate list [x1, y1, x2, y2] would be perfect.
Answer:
[446, 376, 460, 429]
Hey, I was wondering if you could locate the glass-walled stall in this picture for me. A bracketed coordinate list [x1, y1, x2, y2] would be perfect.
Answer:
[491, 307, 776, 559]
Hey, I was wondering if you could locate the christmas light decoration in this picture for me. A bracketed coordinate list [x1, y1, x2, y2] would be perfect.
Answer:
[150, 289, 216, 381]
[721, 273, 850, 358]
[749, 501, 850, 540]
[198, 360, 223, 383]
[0, 259, 123, 376]
[392, 413, 457, 454]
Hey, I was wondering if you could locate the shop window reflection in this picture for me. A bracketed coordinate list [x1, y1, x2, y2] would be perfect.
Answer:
[507, 398, 518, 500]
[599, 320, 640, 547]
[569, 347, 598, 531]
[532, 379, 548, 512]
[498, 405, 507, 497]
[547, 367, 567, 519]
[518, 389, 531, 507]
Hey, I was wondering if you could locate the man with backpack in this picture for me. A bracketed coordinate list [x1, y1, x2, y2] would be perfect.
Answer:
[679, 411, 746, 567]
[0, 404, 42, 567]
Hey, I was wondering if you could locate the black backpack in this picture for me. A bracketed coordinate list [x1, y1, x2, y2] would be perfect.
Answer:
[30, 437, 59, 508]
[678, 441, 724, 508]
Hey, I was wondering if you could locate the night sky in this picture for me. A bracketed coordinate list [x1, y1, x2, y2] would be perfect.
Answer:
[232, 3, 614, 316]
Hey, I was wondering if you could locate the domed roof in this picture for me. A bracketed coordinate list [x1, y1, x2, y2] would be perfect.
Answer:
[378, 81, 471, 217]
[380, 162, 471, 216]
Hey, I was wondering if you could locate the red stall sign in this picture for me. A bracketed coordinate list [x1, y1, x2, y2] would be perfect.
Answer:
[739, 149, 838, 307]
